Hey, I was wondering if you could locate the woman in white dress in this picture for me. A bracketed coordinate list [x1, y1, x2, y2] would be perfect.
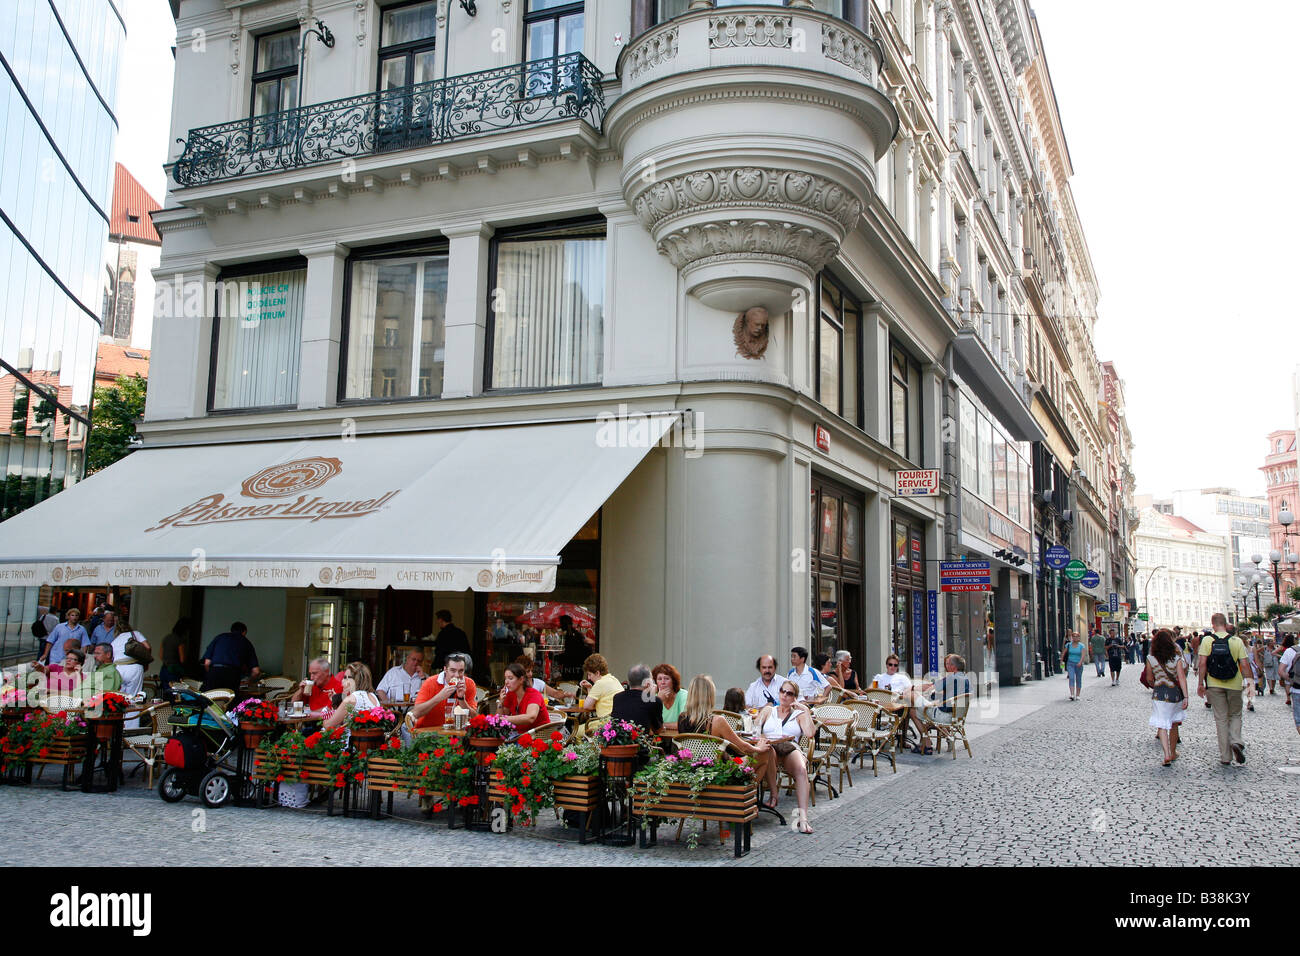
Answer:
[1144, 629, 1188, 767]
[323, 663, 380, 731]
[109, 610, 150, 729]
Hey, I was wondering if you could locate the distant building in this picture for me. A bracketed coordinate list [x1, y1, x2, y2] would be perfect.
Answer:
[94, 343, 151, 389]
[1168, 488, 1270, 594]
[102, 164, 162, 349]
[1261, 429, 1299, 596]
[1134, 508, 1232, 630]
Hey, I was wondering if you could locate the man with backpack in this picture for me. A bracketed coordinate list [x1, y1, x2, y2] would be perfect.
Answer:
[1197, 613, 1250, 765]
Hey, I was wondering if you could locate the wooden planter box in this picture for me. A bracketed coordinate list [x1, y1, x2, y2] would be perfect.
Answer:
[251, 756, 350, 815]
[5, 735, 89, 791]
[632, 782, 758, 858]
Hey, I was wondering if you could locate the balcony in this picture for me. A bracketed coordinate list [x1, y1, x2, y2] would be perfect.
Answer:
[171, 54, 605, 189]
[605, 6, 894, 314]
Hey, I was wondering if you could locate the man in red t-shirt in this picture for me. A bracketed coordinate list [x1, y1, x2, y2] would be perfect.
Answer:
[293, 657, 344, 712]
[411, 653, 478, 730]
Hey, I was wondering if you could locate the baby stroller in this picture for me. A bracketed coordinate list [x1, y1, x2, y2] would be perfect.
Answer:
[157, 687, 239, 807]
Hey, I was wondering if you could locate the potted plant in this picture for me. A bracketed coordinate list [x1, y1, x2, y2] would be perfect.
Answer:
[303, 727, 359, 789]
[83, 692, 130, 740]
[2, 710, 87, 780]
[253, 729, 307, 785]
[231, 698, 278, 749]
[593, 719, 650, 778]
[466, 713, 512, 758]
[346, 704, 398, 754]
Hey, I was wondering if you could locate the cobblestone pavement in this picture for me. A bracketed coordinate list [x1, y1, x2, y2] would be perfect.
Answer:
[3, 669, 1296, 866]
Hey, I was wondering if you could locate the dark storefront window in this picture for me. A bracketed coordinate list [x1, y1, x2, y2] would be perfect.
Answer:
[890, 511, 927, 674]
[811, 477, 863, 665]
[475, 511, 599, 686]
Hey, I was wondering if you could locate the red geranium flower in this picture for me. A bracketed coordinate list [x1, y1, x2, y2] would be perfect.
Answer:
[433, 748, 445, 758]
[518, 734, 533, 748]
[552, 741, 563, 751]
[521, 775, 531, 787]
[550, 730, 563, 741]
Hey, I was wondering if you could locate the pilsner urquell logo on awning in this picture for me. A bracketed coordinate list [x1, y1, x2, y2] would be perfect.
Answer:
[145, 457, 400, 532]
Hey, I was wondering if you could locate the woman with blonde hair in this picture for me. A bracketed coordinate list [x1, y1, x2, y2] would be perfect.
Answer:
[755, 679, 815, 832]
[323, 662, 379, 730]
[676, 674, 770, 780]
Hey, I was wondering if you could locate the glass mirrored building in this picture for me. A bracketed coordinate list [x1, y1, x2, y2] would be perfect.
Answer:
[0, 0, 125, 654]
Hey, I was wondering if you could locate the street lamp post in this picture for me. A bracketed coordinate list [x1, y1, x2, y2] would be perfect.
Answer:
[1280, 509, 1298, 595]
[1142, 565, 1166, 627]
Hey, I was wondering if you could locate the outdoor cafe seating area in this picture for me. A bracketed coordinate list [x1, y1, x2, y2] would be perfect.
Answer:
[0, 668, 973, 857]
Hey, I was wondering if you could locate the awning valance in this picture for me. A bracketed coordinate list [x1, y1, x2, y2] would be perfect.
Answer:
[0, 415, 678, 592]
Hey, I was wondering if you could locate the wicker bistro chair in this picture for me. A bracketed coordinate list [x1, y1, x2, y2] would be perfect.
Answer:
[41, 695, 82, 713]
[524, 719, 568, 743]
[203, 689, 235, 711]
[919, 694, 973, 759]
[710, 709, 744, 733]
[259, 677, 294, 693]
[811, 704, 856, 792]
[844, 699, 903, 777]
[123, 702, 174, 788]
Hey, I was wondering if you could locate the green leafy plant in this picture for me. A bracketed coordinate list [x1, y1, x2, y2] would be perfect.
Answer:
[632, 749, 756, 847]
[254, 729, 306, 784]
[86, 374, 147, 474]
[558, 734, 601, 776]
[0, 710, 85, 772]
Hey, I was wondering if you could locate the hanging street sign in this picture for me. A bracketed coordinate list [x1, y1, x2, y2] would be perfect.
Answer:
[1044, 545, 1071, 570]
[940, 560, 992, 592]
[1063, 559, 1088, 581]
[1081, 569, 1101, 589]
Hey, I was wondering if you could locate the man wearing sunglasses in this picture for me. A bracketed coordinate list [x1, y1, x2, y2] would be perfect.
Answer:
[872, 654, 913, 695]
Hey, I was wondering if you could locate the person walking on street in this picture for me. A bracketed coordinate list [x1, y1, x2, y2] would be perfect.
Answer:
[1089, 628, 1106, 678]
[1243, 637, 1261, 713]
[1279, 638, 1300, 736]
[1260, 638, 1279, 696]
[1063, 631, 1087, 701]
[1197, 613, 1250, 766]
[1105, 629, 1124, 685]
[1145, 628, 1188, 767]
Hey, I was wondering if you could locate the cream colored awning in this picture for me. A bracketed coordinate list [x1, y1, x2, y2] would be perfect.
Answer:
[0, 415, 678, 592]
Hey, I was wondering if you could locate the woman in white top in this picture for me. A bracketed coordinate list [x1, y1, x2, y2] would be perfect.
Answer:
[755, 679, 816, 833]
[109, 610, 150, 729]
[323, 663, 380, 731]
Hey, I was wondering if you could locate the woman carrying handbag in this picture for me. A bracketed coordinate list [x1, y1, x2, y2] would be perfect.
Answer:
[1145, 629, 1188, 767]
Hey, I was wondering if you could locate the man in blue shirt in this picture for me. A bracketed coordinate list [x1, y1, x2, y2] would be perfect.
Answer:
[200, 622, 261, 692]
[37, 608, 90, 666]
[90, 609, 118, 646]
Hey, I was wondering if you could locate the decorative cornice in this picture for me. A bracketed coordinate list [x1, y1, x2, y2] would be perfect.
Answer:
[662, 222, 836, 276]
[631, 167, 862, 236]
[821, 21, 877, 82]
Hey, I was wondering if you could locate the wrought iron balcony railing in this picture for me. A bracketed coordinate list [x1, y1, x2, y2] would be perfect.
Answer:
[172, 54, 605, 188]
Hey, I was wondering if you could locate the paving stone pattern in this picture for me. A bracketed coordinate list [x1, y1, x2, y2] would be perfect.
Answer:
[3, 669, 1295, 866]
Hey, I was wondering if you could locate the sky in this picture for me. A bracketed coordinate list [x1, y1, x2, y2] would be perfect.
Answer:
[113, 1, 1300, 499]
[1031, 0, 1300, 499]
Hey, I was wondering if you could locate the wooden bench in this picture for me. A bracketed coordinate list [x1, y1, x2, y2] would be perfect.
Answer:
[632, 782, 759, 858]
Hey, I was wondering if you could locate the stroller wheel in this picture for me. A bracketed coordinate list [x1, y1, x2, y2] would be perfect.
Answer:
[158, 769, 188, 803]
[200, 770, 233, 808]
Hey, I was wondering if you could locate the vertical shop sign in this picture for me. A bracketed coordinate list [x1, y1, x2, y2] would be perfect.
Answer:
[912, 589, 923, 671]
[928, 590, 938, 674]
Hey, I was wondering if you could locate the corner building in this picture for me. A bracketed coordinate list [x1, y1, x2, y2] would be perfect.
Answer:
[0, 1, 1087, 693]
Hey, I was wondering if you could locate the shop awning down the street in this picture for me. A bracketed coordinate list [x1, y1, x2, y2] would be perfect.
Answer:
[0, 415, 678, 592]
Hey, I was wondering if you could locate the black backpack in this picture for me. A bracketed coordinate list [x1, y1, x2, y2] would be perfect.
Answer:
[1205, 636, 1239, 682]
[31, 614, 47, 639]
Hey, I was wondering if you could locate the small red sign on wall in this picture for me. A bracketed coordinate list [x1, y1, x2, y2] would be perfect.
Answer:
[815, 425, 830, 453]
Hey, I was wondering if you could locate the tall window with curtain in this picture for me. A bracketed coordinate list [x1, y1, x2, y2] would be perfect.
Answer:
[524, 0, 584, 95]
[488, 221, 605, 391]
[342, 244, 448, 402]
[210, 263, 307, 411]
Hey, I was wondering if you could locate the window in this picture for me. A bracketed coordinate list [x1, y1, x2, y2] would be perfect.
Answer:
[976, 412, 992, 499]
[251, 29, 300, 118]
[487, 221, 605, 391]
[959, 393, 978, 493]
[815, 273, 861, 425]
[342, 244, 448, 402]
[376, 2, 439, 149]
[210, 262, 307, 411]
[524, 1, 583, 95]
[889, 344, 921, 461]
